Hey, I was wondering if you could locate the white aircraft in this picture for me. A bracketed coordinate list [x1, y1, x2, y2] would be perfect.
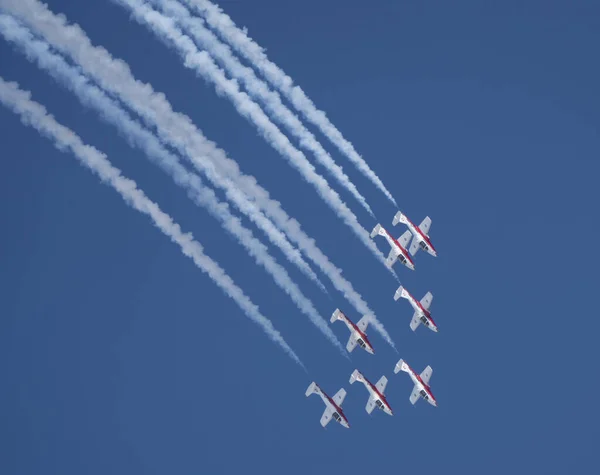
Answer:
[394, 286, 438, 333]
[349, 370, 393, 416]
[305, 382, 350, 428]
[330, 309, 375, 354]
[370, 224, 415, 270]
[393, 211, 437, 257]
[394, 359, 437, 407]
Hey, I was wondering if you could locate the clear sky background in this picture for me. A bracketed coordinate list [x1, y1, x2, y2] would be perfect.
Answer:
[1, 1, 599, 474]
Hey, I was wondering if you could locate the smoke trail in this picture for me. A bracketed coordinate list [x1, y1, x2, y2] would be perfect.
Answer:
[152, 0, 374, 217]
[0, 14, 346, 354]
[3, 0, 395, 347]
[0, 2, 325, 295]
[111, 0, 388, 268]
[187, 0, 397, 205]
[0, 76, 303, 365]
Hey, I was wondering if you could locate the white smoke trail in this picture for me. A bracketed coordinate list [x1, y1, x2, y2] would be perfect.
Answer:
[187, 0, 397, 205]
[0, 1, 325, 295]
[0, 76, 303, 365]
[0, 14, 346, 354]
[111, 0, 388, 268]
[152, 0, 374, 217]
[2, 0, 395, 347]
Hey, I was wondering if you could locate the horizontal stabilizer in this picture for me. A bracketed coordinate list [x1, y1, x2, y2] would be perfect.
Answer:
[394, 359, 410, 374]
[370, 223, 383, 239]
[350, 369, 362, 384]
[305, 382, 320, 397]
[330, 308, 346, 324]
[394, 285, 409, 301]
[393, 211, 408, 226]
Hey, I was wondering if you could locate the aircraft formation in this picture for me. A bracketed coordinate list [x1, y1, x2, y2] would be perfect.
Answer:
[306, 210, 439, 428]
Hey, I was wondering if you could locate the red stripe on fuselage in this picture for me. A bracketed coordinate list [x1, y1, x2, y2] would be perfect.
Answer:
[405, 291, 437, 328]
[383, 229, 415, 267]
[318, 384, 350, 425]
[405, 216, 437, 254]
[414, 298, 437, 328]
[364, 377, 393, 411]
[340, 312, 374, 352]
[406, 365, 436, 402]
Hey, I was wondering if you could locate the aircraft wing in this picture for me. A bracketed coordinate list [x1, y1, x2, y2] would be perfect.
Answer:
[385, 248, 398, 268]
[398, 230, 412, 248]
[409, 385, 421, 405]
[375, 376, 388, 394]
[410, 311, 421, 331]
[420, 366, 433, 385]
[356, 315, 369, 332]
[320, 406, 335, 427]
[333, 388, 346, 406]
[346, 335, 357, 353]
[419, 216, 432, 235]
[409, 236, 421, 256]
[366, 395, 376, 414]
[420, 292, 433, 310]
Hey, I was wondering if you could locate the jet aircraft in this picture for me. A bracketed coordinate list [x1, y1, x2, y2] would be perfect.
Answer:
[394, 286, 438, 332]
[394, 359, 437, 407]
[330, 309, 375, 354]
[349, 369, 393, 416]
[370, 224, 415, 270]
[305, 382, 350, 428]
[393, 211, 437, 257]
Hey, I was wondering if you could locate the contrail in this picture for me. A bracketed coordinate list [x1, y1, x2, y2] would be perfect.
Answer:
[0, 14, 346, 354]
[0, 0, 326, 294]
[152, 0, 374, 217]
[187, 0, 397, 206]
[111, 0, 389, 268]
[2, 0, 396, 347]
[0, 76, 303, 366]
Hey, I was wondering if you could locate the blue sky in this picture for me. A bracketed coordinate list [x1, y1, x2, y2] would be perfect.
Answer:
[1, 1, 599, 474]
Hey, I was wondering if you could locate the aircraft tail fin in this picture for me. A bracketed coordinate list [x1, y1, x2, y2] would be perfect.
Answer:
[349, 369, 362, 384]
[394, 285, 410, 301]
[305, 382, 320, 397]
[370, 223, 384, 239]
[393, 211, 408, 226]
[330, 308, 347, 324]
[394, 359, 410, 374]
